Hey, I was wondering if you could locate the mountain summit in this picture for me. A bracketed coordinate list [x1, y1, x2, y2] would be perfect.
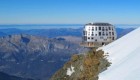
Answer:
[98, 27, 140, 80]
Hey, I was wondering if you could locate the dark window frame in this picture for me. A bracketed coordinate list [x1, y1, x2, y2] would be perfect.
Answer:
[99, 32, 101, 36]
[99, 27, 101, 30]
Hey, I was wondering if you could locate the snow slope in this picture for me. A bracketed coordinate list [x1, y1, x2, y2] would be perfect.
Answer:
[99, 27, 140, 80]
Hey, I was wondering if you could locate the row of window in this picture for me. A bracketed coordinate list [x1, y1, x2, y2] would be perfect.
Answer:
[99, 32, 114, 36]
[86, 32, 115, 36]
[88, 26, 114, 31]
[85, 37, 115, 41]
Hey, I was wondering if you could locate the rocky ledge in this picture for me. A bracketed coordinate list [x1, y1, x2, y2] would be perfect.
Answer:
[51, 48, 110, 80]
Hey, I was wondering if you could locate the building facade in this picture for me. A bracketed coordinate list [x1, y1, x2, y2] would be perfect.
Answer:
[82, 23, 117, 47]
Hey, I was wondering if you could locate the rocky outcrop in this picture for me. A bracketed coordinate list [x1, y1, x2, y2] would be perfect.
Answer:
[51, 48, 110, 80]
[0, 34, 86, 80]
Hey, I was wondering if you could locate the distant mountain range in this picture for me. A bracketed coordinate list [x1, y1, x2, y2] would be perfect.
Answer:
[115, 28, 135, 38]
[0, 27, 135, 38]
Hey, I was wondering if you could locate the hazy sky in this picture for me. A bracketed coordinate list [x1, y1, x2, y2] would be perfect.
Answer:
[0, 0, 140, 24]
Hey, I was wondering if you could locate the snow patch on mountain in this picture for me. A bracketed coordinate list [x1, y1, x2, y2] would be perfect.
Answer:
[66, 65, 75, 76]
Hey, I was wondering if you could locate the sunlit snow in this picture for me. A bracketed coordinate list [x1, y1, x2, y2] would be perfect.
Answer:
[99, 27, 140, 80]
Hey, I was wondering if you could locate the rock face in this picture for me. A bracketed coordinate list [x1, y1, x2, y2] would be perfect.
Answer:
[51, 48, 110, 80]
[0, 34, 85, 80]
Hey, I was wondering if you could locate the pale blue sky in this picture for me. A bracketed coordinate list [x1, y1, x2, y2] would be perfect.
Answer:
[0, 0, 140, 24]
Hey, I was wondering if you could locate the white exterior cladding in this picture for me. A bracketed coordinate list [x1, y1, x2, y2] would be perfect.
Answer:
[82, 23, 117, 47]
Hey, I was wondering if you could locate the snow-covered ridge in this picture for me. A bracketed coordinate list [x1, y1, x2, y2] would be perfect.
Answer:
[99, 27, 140, 80]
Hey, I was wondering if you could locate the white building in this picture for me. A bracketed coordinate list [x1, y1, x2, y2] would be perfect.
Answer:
[82, 22, 117, 47]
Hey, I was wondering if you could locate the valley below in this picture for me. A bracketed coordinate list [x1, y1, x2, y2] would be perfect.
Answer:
[0, 27, 135, 80]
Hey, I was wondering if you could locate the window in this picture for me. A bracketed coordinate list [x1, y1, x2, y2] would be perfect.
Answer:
[92, 29, 94, 31]
[104, 39, 106, 41]
[106, 29, 108, 31]
[99, 27, 101, 30]
[88, 37, 90, 39]
[109, 27, 111, 30]
[84, 36, 87, 41]
[95, 39, 97, 41]
[91, 34, 94, 36]
[112, 32, 114, 35]
[112, 37, 114, 40]
[102, 32, 105, 36]
[106, 33, 108, 36]
[95, 34, 97, 36]
[109, 32, 111, 35]
[99, 32, 101, 36]
[83, 31, 87, 35]
[100, 37, 103, 39]
[91, 37, 94, 40]
[95, 27, 97, 31]
[102, 27, 104, 31]
[85, 31, 87, 35]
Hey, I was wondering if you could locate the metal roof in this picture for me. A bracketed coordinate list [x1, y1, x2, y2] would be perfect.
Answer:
[86, 22, 113, 26]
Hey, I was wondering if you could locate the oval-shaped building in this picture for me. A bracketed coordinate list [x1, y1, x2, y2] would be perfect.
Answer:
[82, 22, 117, 47]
